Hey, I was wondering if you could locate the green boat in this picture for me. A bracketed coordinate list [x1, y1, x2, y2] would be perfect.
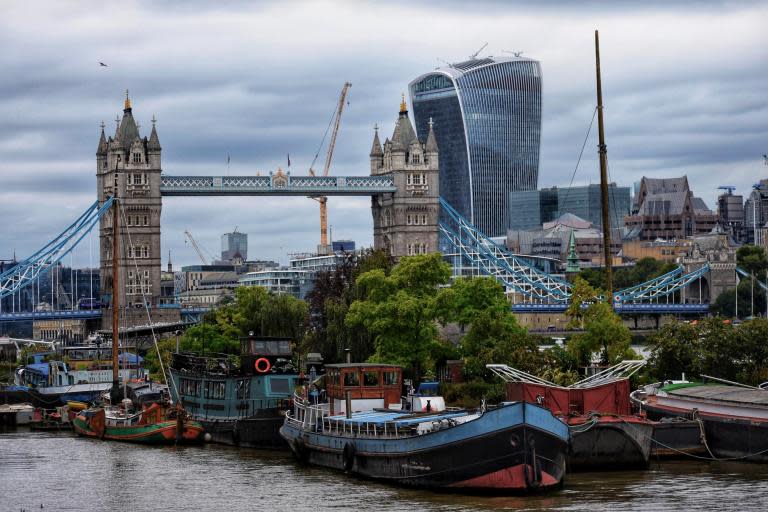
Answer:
[73, 402, 205, 444]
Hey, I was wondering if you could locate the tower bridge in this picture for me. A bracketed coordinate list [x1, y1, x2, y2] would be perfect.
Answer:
[0, 94, 723, 330]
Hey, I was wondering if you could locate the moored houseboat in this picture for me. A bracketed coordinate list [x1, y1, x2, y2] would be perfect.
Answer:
[169, 336, 299, 448]
[633, 377, 768, 462]
[488, 361, 655, 471]
[280, 363, 570, 493]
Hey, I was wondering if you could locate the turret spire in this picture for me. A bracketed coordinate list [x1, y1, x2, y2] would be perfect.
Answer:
[370, 123, 383, 157]
[400, 93, 407, 114]
[124, 89, 131, 110]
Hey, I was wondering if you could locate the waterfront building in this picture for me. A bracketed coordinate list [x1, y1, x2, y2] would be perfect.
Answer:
[221, 231, 248, 262]
[624, 176, 718, 240]
[370, 99, 440, 258]
[621, 239, 692, 263]
[181, 264, 238, 292]
[239, 269, 312, 299]
[410, 55, 542, 237]
[508, 184, 630, 231]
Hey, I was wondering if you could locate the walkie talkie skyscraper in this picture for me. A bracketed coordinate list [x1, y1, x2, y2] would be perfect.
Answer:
[410, 55, 542, 237]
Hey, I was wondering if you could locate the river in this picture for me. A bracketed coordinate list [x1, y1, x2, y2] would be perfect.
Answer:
[2, 428, 768, 512]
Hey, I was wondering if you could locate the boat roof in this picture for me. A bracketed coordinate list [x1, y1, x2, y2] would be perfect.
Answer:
[666, 384, 768, 407]
[326, 409, 468, 427]
[325, 363, 402, 370]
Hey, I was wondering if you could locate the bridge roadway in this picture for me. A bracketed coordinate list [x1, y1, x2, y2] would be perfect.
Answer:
[0, 307, 209, 323]
[160, 175, 396, 196]
[0, 303, 709, 323]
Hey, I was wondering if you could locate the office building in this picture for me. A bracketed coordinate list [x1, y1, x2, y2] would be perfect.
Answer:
[410, 55, 542, 237]
[717, 190, 744, 242]
[509, 184, 631, 231]
[624, 176, 718, 240]
[221, 231, 248, 262]
[744, 179, 768, 244]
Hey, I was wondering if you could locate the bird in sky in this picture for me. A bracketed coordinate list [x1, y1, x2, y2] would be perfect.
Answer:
[99, 62, 108, 67]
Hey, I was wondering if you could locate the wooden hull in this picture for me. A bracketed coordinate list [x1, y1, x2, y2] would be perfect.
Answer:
[73, 411, 205, 445]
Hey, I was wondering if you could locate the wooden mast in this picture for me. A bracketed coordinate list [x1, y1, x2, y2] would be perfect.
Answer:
[595, 30, 613, 302]
[111, 194, 120, 399]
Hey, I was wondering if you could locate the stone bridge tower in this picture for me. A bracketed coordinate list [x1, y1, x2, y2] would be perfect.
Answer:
[96, 92, 163, 317]
[681, 234, 737, 303]
[371, 97, 440, 258]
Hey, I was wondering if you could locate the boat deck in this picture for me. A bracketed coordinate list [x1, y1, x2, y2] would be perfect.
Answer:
[326, 410, 469, 427]
[667, 384, 768, 408]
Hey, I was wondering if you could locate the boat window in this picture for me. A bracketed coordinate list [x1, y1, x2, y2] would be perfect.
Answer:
[270, 378, 290, 394]
[179, 378, 201, 397]
[344, 371, 360, 387]
[383, 371, 399, 386]
[236, 379, 250, 400]
[363, 371, 379, 387]
[205, 380, 226, 400]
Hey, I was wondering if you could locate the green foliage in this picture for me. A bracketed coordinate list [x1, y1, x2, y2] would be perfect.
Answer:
[346, 253, 450, 373]
[737, 245, 768, 280]
[647, 317, 768, 386]
[144, 286, 308, 379]
[565, 277, 633, 365]
[305, 249, 392, 363]
[441, 380, 506, 408]
[711, 273, 767, 319]
[646, 321, 700, 380]
[579, 257, 678, 291]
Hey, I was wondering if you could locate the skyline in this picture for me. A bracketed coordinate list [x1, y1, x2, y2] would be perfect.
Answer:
[0, 1, 766, 267]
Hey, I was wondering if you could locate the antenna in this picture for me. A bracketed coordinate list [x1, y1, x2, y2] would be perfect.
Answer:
[437, 57, 452, 67]
[469, 42, 488, 60]
[502, 49, 524, 57]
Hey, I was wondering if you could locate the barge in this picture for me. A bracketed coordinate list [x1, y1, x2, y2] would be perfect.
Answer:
[280, 363, 569, 493]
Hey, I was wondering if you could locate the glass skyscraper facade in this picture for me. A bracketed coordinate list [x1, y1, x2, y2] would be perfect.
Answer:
[508, 184, 631, 231]
[410, 56, 542, 237]
[221, 231, 247, 261]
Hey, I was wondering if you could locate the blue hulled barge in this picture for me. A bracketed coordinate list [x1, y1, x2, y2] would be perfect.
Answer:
[280, 363, 570, 493]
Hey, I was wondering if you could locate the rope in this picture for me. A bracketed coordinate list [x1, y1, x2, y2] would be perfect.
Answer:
[617, 413, 768, 462]
[557, 106, 598, 226]
[118, 204, 179, 403]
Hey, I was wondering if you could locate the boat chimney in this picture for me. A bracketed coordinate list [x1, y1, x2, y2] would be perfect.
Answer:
[345, 348, 351, 364]
[345, 391, 352, 419]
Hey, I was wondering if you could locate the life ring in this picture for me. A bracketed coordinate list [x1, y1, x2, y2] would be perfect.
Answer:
[342, 442, 356, 472]
[254, 358, 271, 373]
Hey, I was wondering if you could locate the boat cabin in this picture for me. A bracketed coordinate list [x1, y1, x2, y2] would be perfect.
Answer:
[325, 363, 402, 415]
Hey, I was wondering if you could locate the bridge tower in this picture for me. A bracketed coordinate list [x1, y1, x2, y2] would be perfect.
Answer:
[370, 97, 440, 258]
[96, 92, 163, 319]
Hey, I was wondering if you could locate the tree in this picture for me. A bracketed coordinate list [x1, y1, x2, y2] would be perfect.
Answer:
[737, 245, 768, 280]
[646, 321, 701, 381]
[345, 253, 450, 374]
[710, 277, 767, 319]
[304, 249, 391, 363]
[143, 286, 309, 379]
[435, 276, 541, 379]
[565, 277, 633, 365]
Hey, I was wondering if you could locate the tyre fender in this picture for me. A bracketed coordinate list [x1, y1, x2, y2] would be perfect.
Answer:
[342, 442, 356, 472]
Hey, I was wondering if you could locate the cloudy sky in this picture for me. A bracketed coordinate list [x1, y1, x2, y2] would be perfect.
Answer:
[1, 0, 766, 268]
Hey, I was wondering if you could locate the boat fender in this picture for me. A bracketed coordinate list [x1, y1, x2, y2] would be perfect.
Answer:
[293, 437, 309, 464]
[232, 423, 240, 446]
[342, 442, 356, 472]
[254, 358, 271, 373]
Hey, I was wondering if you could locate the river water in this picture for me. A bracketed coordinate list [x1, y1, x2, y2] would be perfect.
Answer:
[2, 428, 768, 512]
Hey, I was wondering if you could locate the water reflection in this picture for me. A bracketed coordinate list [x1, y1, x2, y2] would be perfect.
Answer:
[2, 430, 767, 511]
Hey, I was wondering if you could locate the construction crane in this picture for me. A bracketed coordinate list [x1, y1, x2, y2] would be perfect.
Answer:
[309, 81, 352, 251]
[184, 230, 212, 265]
[718, 185, 737, 195]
